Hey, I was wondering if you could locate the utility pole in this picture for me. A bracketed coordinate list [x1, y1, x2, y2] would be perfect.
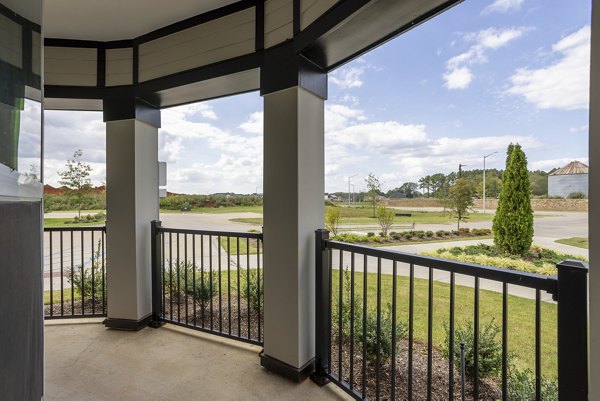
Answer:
[458, 164, 467, 178]
[347, 174, 357, 205]
[482, 152, 497, 214]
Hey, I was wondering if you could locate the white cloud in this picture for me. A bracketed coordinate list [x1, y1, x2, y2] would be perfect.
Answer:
[570, 125, 588, 133]
[330, 66, 367, 89]
[443, 67, 473, 89]
[506, 26, 590, 110]
[444, 27, 527, 90]
[530, 157, 588, 172]
[239, 111, 263, 134]
[181, 103, 218, 120]
[482, 0, 524, 15]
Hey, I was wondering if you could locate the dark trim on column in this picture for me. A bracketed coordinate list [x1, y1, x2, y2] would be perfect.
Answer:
[260, 351, 315, 382]
[293, 0, 301, 36]
[103, 98, 161, 128]
[260, 42, 327, 99]
[255, 0, 265, 51]
[44, 38, 133, 49]
[133, 45, 139, 84]
[97, 48, 106, 87]
[0, 2, 41, 32]
[103, 314, 153, 331]
[136, 0, 256, 45]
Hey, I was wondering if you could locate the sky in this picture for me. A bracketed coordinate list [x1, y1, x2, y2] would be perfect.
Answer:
[39, 0, 591, 194]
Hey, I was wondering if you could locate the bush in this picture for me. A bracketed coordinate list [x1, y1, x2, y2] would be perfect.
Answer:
[507, 365, 557, 401]
[67, 240, 105, 304]
[426, 231, 434, 238]
[443, 319, 502, 379]
[376, 206, 395, 237]
[367, 232, 375, 237]
[165, 261, 219, 303]
[237, 268, 263, 313]
[325, 207, 342, 235]
[567, 191, 586, 199]
[472, 228, 492, 236]
[435, 230, 447, 237]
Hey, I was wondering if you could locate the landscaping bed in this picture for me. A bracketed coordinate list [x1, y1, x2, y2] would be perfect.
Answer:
[421, 244, 588, 276]
[332, 228, 492, 245]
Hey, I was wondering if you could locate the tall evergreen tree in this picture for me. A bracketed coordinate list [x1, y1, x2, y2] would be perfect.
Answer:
[492, 144, 534, 254]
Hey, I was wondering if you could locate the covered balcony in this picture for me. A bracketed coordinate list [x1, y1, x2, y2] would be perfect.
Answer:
[1, 0, 597, 400]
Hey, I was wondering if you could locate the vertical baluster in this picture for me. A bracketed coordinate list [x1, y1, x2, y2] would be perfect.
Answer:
[169, 232, 173, 320]
[257, 238, 261, 342]
[193, 235, 196, 327]
[49, 232, 53, 317]
[338, 250, 343, 381]
[227, 236, 231, 335]
[474, 277, 480, 399]
[328, 248, 333, 375]
[209, 234, 213, 330]
[201, 234, 205, 328]
[535, 289, 541, 401]
[376, 257, 381, 401]
[184, 233, 188, 324]
[161, 232, 165, 318]
[449, 272, 456, 400]
[237, 236, 241, 337]
[246, 237, 250, 339]
[71, 231, 75, 316]
[391, 260, 397, 401]
[408, 263, 414, 401]
[102, 229, 106, 314]
[177, 233, 181, 322]
[427, 268, 433, 401]
[91, 230, 95, 315]
[350, 252, 355, 390]
[362, 254, 367, 396]
[60, 231, 64, 316]
[218, 235, 222, 332]
[502, 282, 508, 400]
[80, 231, 84, 315]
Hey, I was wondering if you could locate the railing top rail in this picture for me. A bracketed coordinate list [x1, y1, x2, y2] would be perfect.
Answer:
[324, 239, 558, 295]
[158, 226, 263, 239]
[44, 226, 106, 232]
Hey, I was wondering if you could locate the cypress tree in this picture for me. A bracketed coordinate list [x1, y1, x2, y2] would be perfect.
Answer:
[492, 143, 534, 255]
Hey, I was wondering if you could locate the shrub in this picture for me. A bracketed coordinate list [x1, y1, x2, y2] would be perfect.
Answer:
[443, 319, 502, 379]
[67, 240, 105, 304]
[458, 227, 470, 235]
[325, 207, 342, 235]
[165, 261, 219, 303]
[435, 230, 447, 237]
[367, 232, 375, 237]
[240, 268, 263, 313]
[507, 365, 558, 401]
[567, 191, 586, 199]
[426, 231, 434, 238]
[472, 228, 492, 236]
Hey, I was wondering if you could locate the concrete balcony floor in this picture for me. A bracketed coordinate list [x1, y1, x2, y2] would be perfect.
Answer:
[45, 319, 350, 401]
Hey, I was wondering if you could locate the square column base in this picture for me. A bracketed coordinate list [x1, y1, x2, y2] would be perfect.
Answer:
[259, 351, 315, 382]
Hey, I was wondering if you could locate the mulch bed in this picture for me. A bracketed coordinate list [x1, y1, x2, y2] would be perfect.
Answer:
[331, 336, 501, 401]
[164, 294, 263, 342]
[45, 299, 105, 317]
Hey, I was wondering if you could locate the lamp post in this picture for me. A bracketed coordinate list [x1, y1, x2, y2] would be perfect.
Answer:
[483, 152, 497, 214]
[348, 174, 357, 205]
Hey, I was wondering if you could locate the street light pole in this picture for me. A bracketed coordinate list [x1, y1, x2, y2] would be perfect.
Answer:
[348, 174, 357, 205]
[482, 151, 497, 214]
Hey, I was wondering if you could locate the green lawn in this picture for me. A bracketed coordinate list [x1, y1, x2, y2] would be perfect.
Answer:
[331, 269, 557, 379]
[160, 205, 263, 214]
[44, 218, 105, 228]
[555, 237, 588, 249]
[218, 236, 261, 255]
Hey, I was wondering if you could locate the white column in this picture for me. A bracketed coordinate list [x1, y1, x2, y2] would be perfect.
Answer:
[261, 86, 325, 378]
[589, 0, 599, 396]
[104, 118, 159, 329]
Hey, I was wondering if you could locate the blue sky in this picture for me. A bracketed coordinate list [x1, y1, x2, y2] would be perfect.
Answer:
[42, 0, 591, 194]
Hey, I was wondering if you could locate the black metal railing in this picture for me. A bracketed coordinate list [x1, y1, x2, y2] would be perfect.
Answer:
[44, 226, 107, 319]
[150, 221, 264, 345]
[312, 229, 588, 401]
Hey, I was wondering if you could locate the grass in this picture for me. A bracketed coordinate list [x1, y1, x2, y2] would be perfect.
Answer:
[160, 205, 263, 214]
[44, 288, 76, 305]
[331, 269, 557, 379]
[218, 236, 261, 255]
[44, 218, 105, 227]
[230, 217, 264, 225]
[555, 237, 588, 249]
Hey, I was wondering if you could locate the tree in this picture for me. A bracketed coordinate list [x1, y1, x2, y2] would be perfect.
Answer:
[376, 207, 395, 237]
[492, 143, 534, 255]
[325, 207, 342, 236]
[58, 149, 92, 218]
[445, 178, 474, 229]
[365, 173, 382, 218]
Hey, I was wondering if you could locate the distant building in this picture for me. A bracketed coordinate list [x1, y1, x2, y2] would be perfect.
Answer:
[548, 161, 588, 197]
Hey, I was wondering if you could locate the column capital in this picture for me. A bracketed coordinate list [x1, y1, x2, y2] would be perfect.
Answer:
[103, 98, 161, 128]
[260, 42, 327, 100]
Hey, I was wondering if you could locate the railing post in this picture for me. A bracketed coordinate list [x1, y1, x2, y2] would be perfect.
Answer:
[557, 260, 588, 400]
[311, 229, 330, 386]
[150, 220, 164, 328]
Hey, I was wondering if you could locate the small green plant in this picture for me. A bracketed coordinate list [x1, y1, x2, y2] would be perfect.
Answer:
[567, 191, 586, 199]
[376, 206, 395, 237]
[240, 268, 263, 312]
[67, 240, 105, 304]
[507, 365, 558, 401]
[325, 207, 342, 235]
[367, 232, 375, 237]
[443, 319, 502, 379]
[165, 261, 219, 303]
